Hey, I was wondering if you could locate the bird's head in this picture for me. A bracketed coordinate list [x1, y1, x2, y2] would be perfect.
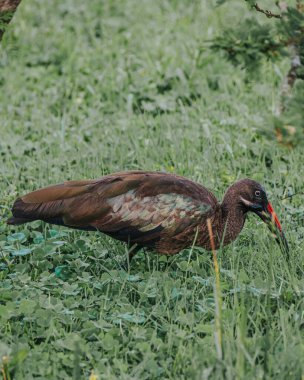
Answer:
[226, 179, 289, 255]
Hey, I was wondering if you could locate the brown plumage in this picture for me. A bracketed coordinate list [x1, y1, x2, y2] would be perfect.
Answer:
[7, 171, 288, 260]
[0, 0, 22, 41]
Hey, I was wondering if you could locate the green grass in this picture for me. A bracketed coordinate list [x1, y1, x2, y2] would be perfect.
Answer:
[0, 0, 303, 379]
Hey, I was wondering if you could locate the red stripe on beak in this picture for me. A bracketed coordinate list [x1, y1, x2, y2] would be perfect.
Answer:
[267, 202, 282, 232]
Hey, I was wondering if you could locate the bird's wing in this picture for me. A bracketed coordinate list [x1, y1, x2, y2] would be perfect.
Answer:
[94, 189, 213, 245]
[10, 172, 218, 243]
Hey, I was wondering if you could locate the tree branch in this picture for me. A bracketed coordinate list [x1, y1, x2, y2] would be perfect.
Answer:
[253, 2, 282, 19]
[0, 0, 22, 41]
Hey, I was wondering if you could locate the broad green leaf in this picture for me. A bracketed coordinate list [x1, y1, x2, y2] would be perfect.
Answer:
[7, 232, 26, 242]
[11, 248, 32, 257]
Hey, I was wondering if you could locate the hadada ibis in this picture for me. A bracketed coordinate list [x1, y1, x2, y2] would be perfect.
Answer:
[7, 171, 289, 262]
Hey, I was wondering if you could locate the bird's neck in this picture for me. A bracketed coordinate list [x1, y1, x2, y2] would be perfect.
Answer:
[204, 193, 246, 249]
[219, 198, 246, 244]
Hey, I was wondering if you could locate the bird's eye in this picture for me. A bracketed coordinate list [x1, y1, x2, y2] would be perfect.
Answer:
[255, 190, 261, 197]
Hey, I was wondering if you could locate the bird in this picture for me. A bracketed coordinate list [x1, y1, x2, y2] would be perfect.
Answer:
[7, 171, 288, 264]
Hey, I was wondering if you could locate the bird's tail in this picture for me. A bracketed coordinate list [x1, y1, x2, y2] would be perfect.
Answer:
[6, 180, 98, 228]
[7, 216, 33, 225]
[7, 197, 65, 226]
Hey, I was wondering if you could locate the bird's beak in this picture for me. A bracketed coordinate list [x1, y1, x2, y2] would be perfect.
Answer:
[256, 202, 289, 257]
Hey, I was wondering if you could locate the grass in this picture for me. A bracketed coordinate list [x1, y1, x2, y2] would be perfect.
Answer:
[0, 0, 303, 378]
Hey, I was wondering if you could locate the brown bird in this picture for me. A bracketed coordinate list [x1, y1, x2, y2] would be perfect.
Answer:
[7, 171, 288, 263]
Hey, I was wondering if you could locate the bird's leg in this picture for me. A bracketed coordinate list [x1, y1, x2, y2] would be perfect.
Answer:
[122, 244, 140, 271]
[128, 244, 139, 263]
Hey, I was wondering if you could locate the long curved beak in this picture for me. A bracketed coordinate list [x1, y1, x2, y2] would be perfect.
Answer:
[256, 202, 289, 257]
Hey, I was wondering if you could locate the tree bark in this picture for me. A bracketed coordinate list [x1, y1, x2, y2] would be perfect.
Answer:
[0, 0, 22, 41]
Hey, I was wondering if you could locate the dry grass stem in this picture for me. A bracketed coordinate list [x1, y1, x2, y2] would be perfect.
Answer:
[207, 218, 223, 361]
